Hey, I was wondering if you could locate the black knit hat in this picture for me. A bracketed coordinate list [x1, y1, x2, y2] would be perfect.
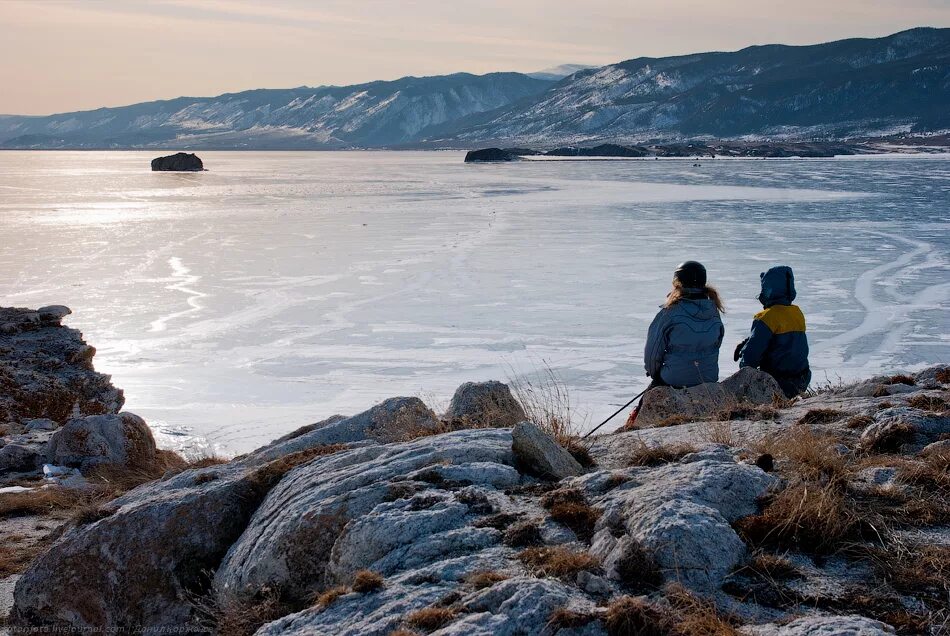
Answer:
[674, 261, 707, 288]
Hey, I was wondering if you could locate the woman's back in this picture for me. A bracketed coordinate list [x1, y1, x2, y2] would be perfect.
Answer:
[645, 297, 724, 388]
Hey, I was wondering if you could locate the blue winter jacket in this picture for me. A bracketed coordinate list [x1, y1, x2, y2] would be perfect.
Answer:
[739, 266, 810, 396]
[644, 296, 724, 387]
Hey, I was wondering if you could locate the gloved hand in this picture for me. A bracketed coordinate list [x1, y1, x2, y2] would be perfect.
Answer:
[734, 337, 749, 362]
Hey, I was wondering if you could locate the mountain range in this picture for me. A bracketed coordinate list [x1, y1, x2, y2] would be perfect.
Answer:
[1, 27, 947, 150]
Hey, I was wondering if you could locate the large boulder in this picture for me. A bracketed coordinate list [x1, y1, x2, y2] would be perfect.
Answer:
[47, 412, 157, 472]
[636, 368, 782, 427]
[150, 152, 203, 172]
[214, 428, 517, 605]
[445, 380, 525, 429]
[0, 442, 43, 473]
[464, 148, 516, 163]
[589, 447, 775, 591]
[511, 421, 584, 480]
[11, 462, 276, 630]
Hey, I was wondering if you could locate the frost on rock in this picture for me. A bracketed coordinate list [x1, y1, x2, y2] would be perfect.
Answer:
[742, 614, 896, 635]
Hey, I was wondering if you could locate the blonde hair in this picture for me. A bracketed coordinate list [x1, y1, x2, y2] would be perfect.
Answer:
[664, 279, 725, 313]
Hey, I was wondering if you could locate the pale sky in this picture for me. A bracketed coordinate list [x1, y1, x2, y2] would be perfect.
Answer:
[2, 0, 948, 115]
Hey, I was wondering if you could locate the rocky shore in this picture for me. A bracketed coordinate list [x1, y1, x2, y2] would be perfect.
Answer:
[463, 139, 950, 162]
[1, 307, 947, 635]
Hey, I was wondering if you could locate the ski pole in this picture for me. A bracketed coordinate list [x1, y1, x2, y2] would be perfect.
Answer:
[583, 387, 648, 439]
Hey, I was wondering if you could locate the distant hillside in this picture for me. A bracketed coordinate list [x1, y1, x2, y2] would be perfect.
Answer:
[443, 27, 950, 145]
[1, 28, 947, 149]
[0, 73, 553, 149]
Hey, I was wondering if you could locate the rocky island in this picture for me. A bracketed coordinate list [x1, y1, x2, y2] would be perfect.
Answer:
[151, 152, 204, 172]
[1, 306, 947, 635]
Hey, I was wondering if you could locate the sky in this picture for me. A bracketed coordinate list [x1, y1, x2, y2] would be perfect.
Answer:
[2, 0, 949, 115]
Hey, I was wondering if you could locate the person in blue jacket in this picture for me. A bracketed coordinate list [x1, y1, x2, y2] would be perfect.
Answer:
[737, 265, 811, 398]
[626, 261, 725, 427]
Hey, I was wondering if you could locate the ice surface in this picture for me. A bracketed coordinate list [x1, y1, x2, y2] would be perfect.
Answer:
[0, 151, 946, 454]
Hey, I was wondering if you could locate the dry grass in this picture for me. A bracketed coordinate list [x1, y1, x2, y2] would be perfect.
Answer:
[351, 569, 384, 593]
[845, 415, 874, 430]
[547, 607, 595, 631]
[518, 546, 599, 579]
[754, 426, 847, 481]
[540, 488, 600, 541]
[626, 440, 696, 467]
[0, 536, 50, 577]
[503, 520, 543, 547]
[735, 480, 864, 554]
[387, 631, 419, 636]
[563, 437, 596, 468]
[701, 419, 743, 446]
[405, 606, 457, 631]
[248, 444, 348, 491]
[796, 408, 846, 425]
[746, 552, 802, 581]
[936, 368, 950, 384]
[313, 585, 349, 608]
[885, 374, 916, 386]
[861, 421, 915, 454]
[651, 414, 695, 429]
[716, 404, 778, 421]
[509, 361, 584, 447]
[603, 596, 668, 636]
[907, 393, 948, 412]
[211, 589, 292, 636]
[665, 583, 741, 635]
[614, 538, 663, 593]
[464, 570, 508, 589]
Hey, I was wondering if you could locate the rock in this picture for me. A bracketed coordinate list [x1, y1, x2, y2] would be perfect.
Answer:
[214, 428, 517, 605]
[742, 614, 895, 635]
[0, 444, 42, 473]
[11, 461, 278, 630]
[36, 305, 71, 322]
[754, 453, 774, 472]
[860, 406, 950, 451]
[247, 397, 440, 464]
[637, 368, 782, 427]
[150, 152, 203, 171]
[511, 421, 584, 480]
[464, 148, 516, 163]
[0, 306, 123, 435]
[445, 380, 525, 429]
[24, 418, 56, 432]
[921, 439, 950, 456]
[47, 412, 156, 472]
[590, 456, 775, 591]
[915, 364, 949, 387]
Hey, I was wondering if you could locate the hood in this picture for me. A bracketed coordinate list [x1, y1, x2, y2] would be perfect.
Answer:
[758, 266, 796, 307]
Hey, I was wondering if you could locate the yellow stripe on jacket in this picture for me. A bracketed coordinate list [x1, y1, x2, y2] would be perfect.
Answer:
[754, 304, 806, 334]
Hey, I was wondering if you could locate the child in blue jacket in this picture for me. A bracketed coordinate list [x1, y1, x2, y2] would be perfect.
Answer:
[738, 265, 811, 397]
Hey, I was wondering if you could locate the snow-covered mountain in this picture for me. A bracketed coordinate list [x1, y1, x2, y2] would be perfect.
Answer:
[1, 28, 947, 149]
[443, 27, 950, 144]
[0, 73, 552, 149]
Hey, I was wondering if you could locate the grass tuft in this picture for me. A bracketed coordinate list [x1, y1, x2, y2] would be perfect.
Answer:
[405, 606, 457, 631]
[351, 569, 384, 593]
[626, 441, 696, 467]
[518, 546, 599, 579]
[796, 408, 845, 425]
[463, 570, 508, 589]
[313, 585, 349, 608]
[603, 595, 668, 636]
[907, 394, 948, 412]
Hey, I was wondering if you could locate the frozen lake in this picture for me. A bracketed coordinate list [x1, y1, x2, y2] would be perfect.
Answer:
[0, 151, 947, 454]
